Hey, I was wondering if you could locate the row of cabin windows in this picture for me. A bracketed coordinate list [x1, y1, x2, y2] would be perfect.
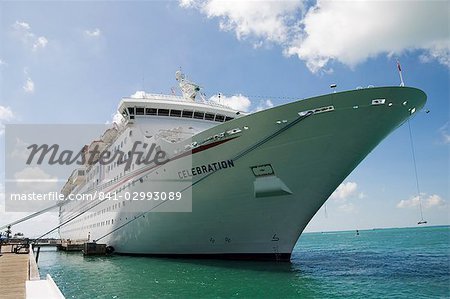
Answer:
[64, 200, 125, 224]
[61, 199, 133, 233]
[61, 218, 116, 233]
[127, 107, 234, 122]
[61, 200, 126, 232]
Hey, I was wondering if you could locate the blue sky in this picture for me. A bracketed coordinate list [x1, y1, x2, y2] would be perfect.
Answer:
[0, 1, 448, 236]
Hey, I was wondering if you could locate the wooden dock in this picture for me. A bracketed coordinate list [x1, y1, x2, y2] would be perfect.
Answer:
[0, 245, 31, 299]
[0, 239, 107, 298]
[0, 244, 64, 299]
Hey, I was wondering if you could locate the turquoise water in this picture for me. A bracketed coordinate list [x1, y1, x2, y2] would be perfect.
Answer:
[38, 226, 450, 298]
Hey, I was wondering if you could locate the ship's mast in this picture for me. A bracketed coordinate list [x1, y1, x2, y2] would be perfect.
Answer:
[175, 70, 200, 101]
[397, 60, 405, 87]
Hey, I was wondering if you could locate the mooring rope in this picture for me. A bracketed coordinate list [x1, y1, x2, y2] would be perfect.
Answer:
[407, 119, 425, 223]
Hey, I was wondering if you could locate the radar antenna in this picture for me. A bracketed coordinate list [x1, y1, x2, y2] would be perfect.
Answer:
[175, 70, 201, 101]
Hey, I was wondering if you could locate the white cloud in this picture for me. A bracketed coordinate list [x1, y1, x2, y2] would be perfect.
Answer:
[33, 36, 48, 50]
[397, 194, 446, 209]
[0, 106, 14, 121]
[181, 1, 450, 73]
[0, 106, 15, 135]
[397, 196, 420, 208]
[337, 202, 357, 214]
[439, 122, 450, 144]
[0, 183, 4, 203]
[424, 194, 446, 208]
[0, 58, 6, 66]
[11, 138, 31, 161]
[328, 182, 363, 214]
[179, 0, 197, 8]
[14, 21, 31, 31]
[0, 182, 59, 237]
[209, 93, 251, 111]
[12, 20, 48, 52]
[330, 181, 358, 201]
[84, 28, 102, 38]
[419, 41, 450, 68]
[14, 167, 58, 193]
[255, 99, 274, 112]
[287, 1, 450, 72]
[182, 0, 303, 45]
[130, 90, 146, 98]
[106, 111, 124, 125]
[0, 183, 9, 223]
[23, 77, 35, 93]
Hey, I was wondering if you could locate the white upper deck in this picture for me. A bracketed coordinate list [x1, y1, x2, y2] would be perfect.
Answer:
[118, 92, 242, 124]
[118, 72, 244, 124]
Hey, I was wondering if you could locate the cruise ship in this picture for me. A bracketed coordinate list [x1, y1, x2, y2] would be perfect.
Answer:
[58, 71, 427, 260]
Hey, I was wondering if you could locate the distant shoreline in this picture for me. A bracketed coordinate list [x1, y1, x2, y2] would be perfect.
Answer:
[303, 224, 450, 235]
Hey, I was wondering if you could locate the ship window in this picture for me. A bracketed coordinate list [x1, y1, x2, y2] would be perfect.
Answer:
[158, 109, 170, 116]
[170, 109, 182, 117]
[215, 114, 225, 122]
[225, 116, 234, 121]
[182, 110, 193, 118]
[194, 112, 205, 119]
[136, 107, 144, 115]
[145, 108, 157, 115]
[130, 115, 135, 120]
[127, 107, 135, 115]
[205, 113, 215, 121]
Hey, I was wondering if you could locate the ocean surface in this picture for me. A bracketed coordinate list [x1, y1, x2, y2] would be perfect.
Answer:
[38, 226, 450, 298]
